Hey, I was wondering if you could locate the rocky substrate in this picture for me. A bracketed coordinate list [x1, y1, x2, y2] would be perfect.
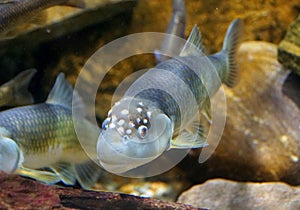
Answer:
[178, 179, 300, 210]
[179, 41, 300, 186]
[0, 172, 203, 210]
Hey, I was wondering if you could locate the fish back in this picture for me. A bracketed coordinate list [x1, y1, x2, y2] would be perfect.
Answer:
[127, 56, 209, 128]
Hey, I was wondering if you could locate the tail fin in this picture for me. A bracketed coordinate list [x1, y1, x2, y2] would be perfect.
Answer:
[222, 18, 243, 87]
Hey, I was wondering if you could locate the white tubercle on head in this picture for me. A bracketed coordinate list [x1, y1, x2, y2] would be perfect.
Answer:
[97, 97, 173, 174]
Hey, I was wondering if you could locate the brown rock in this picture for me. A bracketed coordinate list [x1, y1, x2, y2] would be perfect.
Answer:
[0, 172, 204, 210]
[177, 179, 300, 210]
[278, 15, 300, 76]
[185, 41, 300, 184]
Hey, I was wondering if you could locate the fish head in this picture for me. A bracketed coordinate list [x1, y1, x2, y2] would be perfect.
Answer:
[97, 97, 173, 174]
[0, 135, 22, 174]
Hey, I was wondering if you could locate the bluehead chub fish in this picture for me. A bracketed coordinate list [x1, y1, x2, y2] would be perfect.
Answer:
[0, 0, 85, 38]
[98, 19, 243, 174]
[0, 69, 36, 107]
[0, 73, 101, 189]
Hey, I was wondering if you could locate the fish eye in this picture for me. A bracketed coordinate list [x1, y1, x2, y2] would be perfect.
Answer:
[137, 125, 148, 139]
[102, 118, 111, 130]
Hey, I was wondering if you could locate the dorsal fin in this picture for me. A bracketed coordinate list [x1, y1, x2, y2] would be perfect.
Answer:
[180, 24, 204, 57]
[11, 69, 37, 106]
[46, 73, 84, 113]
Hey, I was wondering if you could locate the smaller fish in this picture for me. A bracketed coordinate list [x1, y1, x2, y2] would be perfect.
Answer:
[154, 0, 186, 62]
[0, 0, 86, 39]
[0, 73, 101, 189]
[0, 69, 36, 107]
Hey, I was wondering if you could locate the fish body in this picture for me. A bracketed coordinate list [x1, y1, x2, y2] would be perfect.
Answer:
[0, 73, 101, 189]
[0, 0, 85, 38]
[98, 19, 243, 174]
[0, 104, 84, 168]
[0, 69, 36, 107]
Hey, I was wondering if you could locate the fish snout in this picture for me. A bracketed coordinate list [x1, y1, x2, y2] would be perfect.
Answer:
[0, 137, 22, 173]
[97, 131, 161, 174]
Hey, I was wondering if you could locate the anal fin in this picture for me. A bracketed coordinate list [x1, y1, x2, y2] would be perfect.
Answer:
[171, 126, 208, 149]
[49, 162, 76, 185]
[171, 102, 213, 150]
[74, 160, 102, 190]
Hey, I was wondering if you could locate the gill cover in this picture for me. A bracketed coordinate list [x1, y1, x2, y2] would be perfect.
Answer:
[97, 113, 172, 174]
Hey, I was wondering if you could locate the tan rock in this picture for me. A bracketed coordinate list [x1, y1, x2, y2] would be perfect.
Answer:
[188, 41, 300, 184]
[177, 179, 300, 210]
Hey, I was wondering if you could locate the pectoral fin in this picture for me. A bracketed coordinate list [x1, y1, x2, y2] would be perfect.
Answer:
[16, 167, 61, 184]
[74, 160, 102, 190]
[171, 127, 208, 149]
[201, 100, 212, 124]
[171, 115, 209, 149]
[49, 162, 76, 185]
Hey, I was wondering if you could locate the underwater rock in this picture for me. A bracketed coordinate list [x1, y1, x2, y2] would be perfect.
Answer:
[278, 15, 300, 76]
[227, 41, 299, 181]
[0, 172, 61, 209]
[184, 41, 300, 184]
[217, 41, 300, 183]
[177, 178, 300, 210]
[0, 172, 203, 210]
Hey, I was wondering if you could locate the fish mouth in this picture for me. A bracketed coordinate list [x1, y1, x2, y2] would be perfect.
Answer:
[97, 133, 160, 174]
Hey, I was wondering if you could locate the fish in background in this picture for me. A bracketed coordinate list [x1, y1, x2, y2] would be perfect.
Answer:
[0, 69, 36, 107]
[0, 73, 101, 189]
[0, 0, 85, 39]
[154, 0, 186, 62]
[98, 18, 243, 174]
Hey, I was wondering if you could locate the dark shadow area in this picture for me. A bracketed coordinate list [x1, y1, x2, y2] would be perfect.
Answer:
[282, 72, 300, 108]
